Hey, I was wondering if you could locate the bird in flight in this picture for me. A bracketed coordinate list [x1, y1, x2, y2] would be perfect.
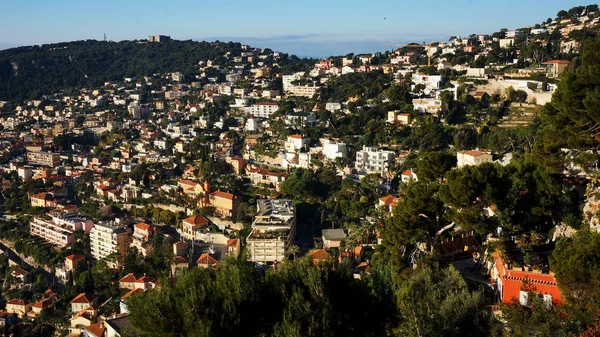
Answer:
[383, 17, 386, 20]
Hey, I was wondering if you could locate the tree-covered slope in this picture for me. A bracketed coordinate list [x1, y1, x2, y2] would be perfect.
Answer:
[0, 39, 243, 101]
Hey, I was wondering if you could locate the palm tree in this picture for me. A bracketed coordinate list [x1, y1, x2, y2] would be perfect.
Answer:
[287, 245, 300, 261]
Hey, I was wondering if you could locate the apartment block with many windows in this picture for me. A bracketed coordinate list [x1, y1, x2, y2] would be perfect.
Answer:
[247, 199, 296, 265]
[89, 222, 131, 265]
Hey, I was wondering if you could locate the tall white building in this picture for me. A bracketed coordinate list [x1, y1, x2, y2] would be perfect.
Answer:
[243, 102, 279, 118]
[246, 199, 296, 264]
[355, 146, 396, 174]
[90, 222, 131, 265]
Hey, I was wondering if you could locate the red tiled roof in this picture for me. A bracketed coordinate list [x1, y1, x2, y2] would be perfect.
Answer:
[183, 215, 209, 226]
[172, 256, 189, 264]
[65, 253, 85, 262]
[85, 322, 106, 337]
[121, 288, 143, 301]
[308, 249, 331, 260]
[7, 299, 25, 306]
[70, 293, 97, 304]
[135, 223, 153, 231]
[210, 190, 234, 200]
[226, 239, 239, 247]
[119, 273, 138, 283]
[197, 253, 218, 265]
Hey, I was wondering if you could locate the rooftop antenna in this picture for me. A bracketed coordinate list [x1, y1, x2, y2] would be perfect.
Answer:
[103, 31, 107, 42]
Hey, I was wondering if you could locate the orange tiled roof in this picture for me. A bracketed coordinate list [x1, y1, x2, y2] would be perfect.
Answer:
[70, 293, 97, 304]
[7, 299, 25, 306]
[121, 288, 143, 301]
[65, 253, 85, 262]
[226, 239, 239, 247]
[210, 190, 234, 200]
[197, 253, 218, 265]
[183, 215, 209, 226]
[308, 249, 331, 260]
[119, 273, 138, 283]
[135, 223, 153, 231]
[85, 322, 106, 337]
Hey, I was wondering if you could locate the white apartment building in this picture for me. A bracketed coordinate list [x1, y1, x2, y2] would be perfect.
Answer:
[282, 73, 304, 92]
[321, 139, 347, 160]
[457, 150, 493, 167]
[30, 215, 94, 247]
[286, 85, 319, 98]
[243, 102, 279, 118]
[412, 74, 443, 90]
[412, 98, 444, 115]
[247, 199, 296, 264]
[355, 146, 396, 174]
[90, 222, 131, 264]
[284, 134, 310, 152]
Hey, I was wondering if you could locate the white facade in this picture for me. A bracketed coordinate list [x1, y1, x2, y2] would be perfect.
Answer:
[90, 222, 130, 263]
[457, 150, 493, 168]
[411, 74, 443, 90]
[243, 102, 279, 118]
[321, 139, 347, 160]
[284, 135, 310, 152]
[355, 146, 396, 174]
[325, 102, 342, 112]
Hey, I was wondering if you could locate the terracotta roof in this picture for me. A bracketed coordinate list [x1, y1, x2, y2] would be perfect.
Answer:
[226, 239, 239, 247]
[70, 293, 97, 304]
[210, 190, 234, 200]
[289, 134, 304, 139]
[12, 267, 28, 276]
[308, 249, 331, 260]
[85, 322, 106, 337]
[182, 215, 209, 226]
[65, 253, 85, 262]
[32, 298, 52, 309]
[473, 91, 487, 97]
[119, 273, 138, 283]
[172, 256, 189, 264]
[178, 179, 198, 187]
[543, 60, 570, 64]
[401, 169, 414, 176]
[379, 195, 396, 204]
[197, 253, 218, 265]
[135, 223, 153, 231]
[460, 150, 486, 157]
[6, 299, 25, 306]
[121, 288, 144, 301]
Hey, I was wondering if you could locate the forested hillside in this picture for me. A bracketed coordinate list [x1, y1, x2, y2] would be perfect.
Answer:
[0, 39, 309, 102]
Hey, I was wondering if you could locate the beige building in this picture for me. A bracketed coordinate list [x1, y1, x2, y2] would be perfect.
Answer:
[181, 215, 209, 240]
[27, 151, 60, 167]
[209, 191, 240, 218]
[542, 60, 570, 78]
[70, 293, 97, 313]
[89, 222, 131, 265]
[6, 299, 32, 318]
[247, 199, 296, 264]
[457, 150, 493, 167]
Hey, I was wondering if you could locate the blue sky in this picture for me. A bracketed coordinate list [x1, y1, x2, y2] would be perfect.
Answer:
[0, 0, 590, 57]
